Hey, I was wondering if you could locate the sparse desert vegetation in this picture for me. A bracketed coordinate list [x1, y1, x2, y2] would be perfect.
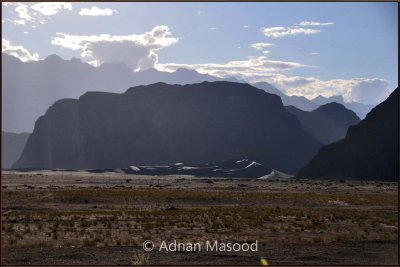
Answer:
[1, 171, 398, 265]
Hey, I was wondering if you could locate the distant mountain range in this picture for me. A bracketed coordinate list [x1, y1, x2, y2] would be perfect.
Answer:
[2, 53, 242, 133]
[297, 88, 398, 181]
[311, 94, 374, 118]
[4, 53, 373, 134]
[253, 82, 318, 111]
[2, 131, 30, 169]
[13, 82, 322, 174]
[253, 82, 373, 118]
[286, 103, 360, 144]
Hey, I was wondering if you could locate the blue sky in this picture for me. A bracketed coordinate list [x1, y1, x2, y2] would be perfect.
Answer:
[2, 2, 398, 104]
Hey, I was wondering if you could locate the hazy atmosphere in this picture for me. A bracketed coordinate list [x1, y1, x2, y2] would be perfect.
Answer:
[2, 2, 398, 266]
[2, 2, 398, 103]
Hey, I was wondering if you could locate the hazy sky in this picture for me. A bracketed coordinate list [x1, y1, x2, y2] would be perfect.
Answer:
[2, 2, 398, 104]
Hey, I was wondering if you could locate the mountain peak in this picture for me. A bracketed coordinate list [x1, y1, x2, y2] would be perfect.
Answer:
[175, 68, 199, 74]
[298, 88, 398, 181]
[252, 82, 284, 97]
[44, 54, 63, 62]
[314, 102, 347, 112]
[312, 94, 345, 105]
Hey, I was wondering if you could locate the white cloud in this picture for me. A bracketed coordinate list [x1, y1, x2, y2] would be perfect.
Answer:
[15, 3, 32, 21]
[31, 2, 72, 16]
[297, 21, 334, 26]
[13, 19, 26, 25]
[3, 2, 73, 27]
[158, 53, 389, 104]
[79, 6, 117, 16]
[262, 21, 334, 38]
[309, 52, 319, 55]
[2, 38, 40, 62]
[251, 42, 274, 51]
[243, 25, 251, 28]
[156, 56, 308, 80]
[51, 25, 179, 71]
[209, 27, 219, 31]
[263, 26, 320, 38]
[266, 75, 390, 104]
[350, 79, 391, 105]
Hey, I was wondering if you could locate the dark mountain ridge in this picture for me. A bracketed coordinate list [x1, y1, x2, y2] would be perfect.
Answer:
[297, 88, 398, 181]
[286, 103, 360, 144]
[13, 81, 321, 174]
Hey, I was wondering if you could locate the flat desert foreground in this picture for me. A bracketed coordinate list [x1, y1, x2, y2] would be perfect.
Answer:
[1, 171, 398, 265]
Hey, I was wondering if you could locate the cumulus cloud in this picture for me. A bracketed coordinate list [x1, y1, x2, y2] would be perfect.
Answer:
[2, 38, 40, 62]
[263, 26, 320, 38]
[350, 79, 391, 105]
[31, 2, 72, 16]
[251, 42, 274, 51]
[51, 25, 179, 71]
[79, 6, 117, 16]
[297, 21, 334, 26]
[266, 75, 390, 104]
[156, 56, 308, 80]
[158, 53, 389, 105]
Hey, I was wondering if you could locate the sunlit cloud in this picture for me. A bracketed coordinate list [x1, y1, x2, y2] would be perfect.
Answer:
[3, 2, 73, 27]
[262, 21, 333, 38]
[156, 56, 309, 80]
[51, 25, 179, 71]
[297, 21, 334, 26]
[251, 42, 274, 51]
[79, 6, 117, 16]
[31, 2, 72, 16]
[263, 26, 320, 38]
[2, 38, 40, 62]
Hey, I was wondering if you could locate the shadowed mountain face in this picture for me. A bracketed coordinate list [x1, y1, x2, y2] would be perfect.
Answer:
[2, 54, 241, 133]
[2, 131, 30, 169]
[13, 82, 321, 174]
[297, 88, 398, 181]
[286, 103, 360, 145]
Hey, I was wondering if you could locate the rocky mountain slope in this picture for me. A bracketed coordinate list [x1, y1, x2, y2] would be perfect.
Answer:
[286, 103, 360, 144]
[297, 88, 398, 181]
[13, 82, 321, 174]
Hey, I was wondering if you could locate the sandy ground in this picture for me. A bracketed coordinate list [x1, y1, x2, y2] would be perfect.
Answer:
[1, 170, 398, 265]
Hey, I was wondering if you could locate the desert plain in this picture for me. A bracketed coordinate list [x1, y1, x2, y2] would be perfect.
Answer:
[1, 170, 398, 265]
